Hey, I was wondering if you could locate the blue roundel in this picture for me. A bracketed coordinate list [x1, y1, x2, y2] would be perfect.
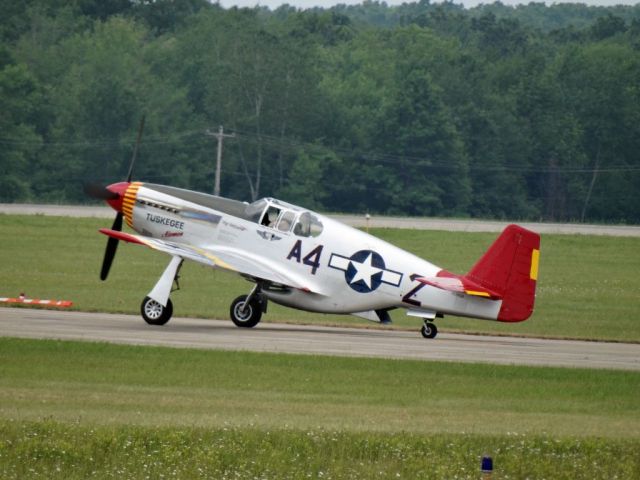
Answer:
[345, 250, 386, 293]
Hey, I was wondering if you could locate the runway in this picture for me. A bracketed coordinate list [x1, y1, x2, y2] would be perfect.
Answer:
[1, 307, 639, 371]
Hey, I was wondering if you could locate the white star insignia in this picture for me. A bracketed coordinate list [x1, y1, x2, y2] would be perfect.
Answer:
[349, 253, 382, 289]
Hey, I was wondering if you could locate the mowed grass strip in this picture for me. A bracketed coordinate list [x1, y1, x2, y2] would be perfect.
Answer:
[0, 338, 638, 438]
[2, 420, 639, 480]
[1, 214, 639, 341]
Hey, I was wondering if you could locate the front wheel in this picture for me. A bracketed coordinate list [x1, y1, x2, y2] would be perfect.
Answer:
[141, 296, 173, 326]
[230, 295, 262, 328]
[421, 322, 438, 339]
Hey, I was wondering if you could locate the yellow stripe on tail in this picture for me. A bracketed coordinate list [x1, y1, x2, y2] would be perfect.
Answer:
[530, 249, 540, 281]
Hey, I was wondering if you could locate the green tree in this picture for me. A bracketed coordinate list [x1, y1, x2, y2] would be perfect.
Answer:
[558, 42, 640, 222]
[277, 146, 340, 210]
[590, 13, 627, 40]
[0, 62, 42, 201]
[169, 8, 331, 201]
[31, 17, 196, 200]
[379, 66, 470, 216]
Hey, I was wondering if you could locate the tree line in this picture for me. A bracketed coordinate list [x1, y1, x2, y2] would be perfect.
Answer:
[1, 0, 639, 223]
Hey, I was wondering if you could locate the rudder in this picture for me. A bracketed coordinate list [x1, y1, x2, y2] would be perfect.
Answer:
[465, 225, 540, 322]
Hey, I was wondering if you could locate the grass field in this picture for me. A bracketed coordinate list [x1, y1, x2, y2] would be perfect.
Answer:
[1, 215, 639, 477]
[2, 421, 639, 479]
[1, 214, 639, 341]
[0, 338, 639, 478]
[2, 338, 638, 436]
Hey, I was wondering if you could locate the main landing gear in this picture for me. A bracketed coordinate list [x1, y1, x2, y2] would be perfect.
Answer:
[421, 320, 438, 339]
[138, 254, 269, 329]
[141, 296, 173, 326]
[140, 256, 182, 327]
[230, 283, 267, 328]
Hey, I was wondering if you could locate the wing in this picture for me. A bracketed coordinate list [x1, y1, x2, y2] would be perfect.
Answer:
[99, 229, 325, 294]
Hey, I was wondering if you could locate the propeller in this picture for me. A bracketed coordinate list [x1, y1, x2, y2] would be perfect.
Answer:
[87, 115, 146, 281]
[126, 114, 145, 183]
[100, 212, 123, 280]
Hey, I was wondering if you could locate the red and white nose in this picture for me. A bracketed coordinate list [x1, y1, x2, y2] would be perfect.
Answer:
[105, 182, 130, 213]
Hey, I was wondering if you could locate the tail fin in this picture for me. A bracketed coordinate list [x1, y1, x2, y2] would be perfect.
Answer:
[465, 224, 540, 322]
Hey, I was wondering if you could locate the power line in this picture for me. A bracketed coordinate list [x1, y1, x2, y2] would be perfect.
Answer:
[2, 128, 640, 175]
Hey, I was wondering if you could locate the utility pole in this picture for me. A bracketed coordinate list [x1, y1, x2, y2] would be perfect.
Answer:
[206, 126, 235, 196]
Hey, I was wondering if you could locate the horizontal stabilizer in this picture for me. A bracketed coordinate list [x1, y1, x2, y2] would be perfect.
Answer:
[416, 274, 501, 300]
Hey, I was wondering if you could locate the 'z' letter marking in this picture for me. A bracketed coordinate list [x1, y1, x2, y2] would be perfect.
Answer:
[402, 274, 426, 307]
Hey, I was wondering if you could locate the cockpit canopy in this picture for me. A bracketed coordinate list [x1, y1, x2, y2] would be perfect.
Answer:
[245, 198, 323, 237]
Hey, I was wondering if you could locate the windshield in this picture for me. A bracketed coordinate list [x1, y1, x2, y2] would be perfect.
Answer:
[277, 211, 295, 232]
[293, 212, 323, 237]
[260, 205, 282, 228]
[244, 199, 322, 237]
[244, 199, 268, 223]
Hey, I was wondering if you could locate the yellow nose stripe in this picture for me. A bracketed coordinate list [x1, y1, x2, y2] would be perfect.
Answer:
[123, 182, 142, 228]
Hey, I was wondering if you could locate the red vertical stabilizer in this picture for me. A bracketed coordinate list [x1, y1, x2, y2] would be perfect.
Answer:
[465, 225, 540, 322]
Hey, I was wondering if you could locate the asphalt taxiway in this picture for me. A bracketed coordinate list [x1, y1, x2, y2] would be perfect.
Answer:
[1, 307, 638, 371]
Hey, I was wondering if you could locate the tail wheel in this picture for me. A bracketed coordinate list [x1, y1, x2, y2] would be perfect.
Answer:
[421, 322, 437, 339]
[230, 294, 262, 328]
[141, 296, 173, 326]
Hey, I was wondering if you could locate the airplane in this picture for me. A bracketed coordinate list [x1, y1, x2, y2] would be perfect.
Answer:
[86, 122, 540, 339]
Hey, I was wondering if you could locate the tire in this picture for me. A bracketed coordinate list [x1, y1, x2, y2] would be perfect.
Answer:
[230, 294, 262, 328]
[141, 296, 173, 326]
[421, 322, 438, 339]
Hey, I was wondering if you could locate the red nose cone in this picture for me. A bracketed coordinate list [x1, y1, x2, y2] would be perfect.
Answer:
[105, 182, 130, 212]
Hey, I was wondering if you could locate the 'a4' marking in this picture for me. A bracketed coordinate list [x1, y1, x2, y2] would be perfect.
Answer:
[287, 240, 324, 275]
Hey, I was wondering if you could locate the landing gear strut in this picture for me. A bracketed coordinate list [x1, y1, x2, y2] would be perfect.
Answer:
[230, 283, 267, 328]
[141, 256, 182, 326]
[421, 320, 438, 339]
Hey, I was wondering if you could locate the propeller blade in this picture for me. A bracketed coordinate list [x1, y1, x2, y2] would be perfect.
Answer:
[83, 182, 119, 200]
[96, 117, 143, 280]
[126, 115, 146, 182]
[100, 212, 123, 281]
[111, 209, 123, 232]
